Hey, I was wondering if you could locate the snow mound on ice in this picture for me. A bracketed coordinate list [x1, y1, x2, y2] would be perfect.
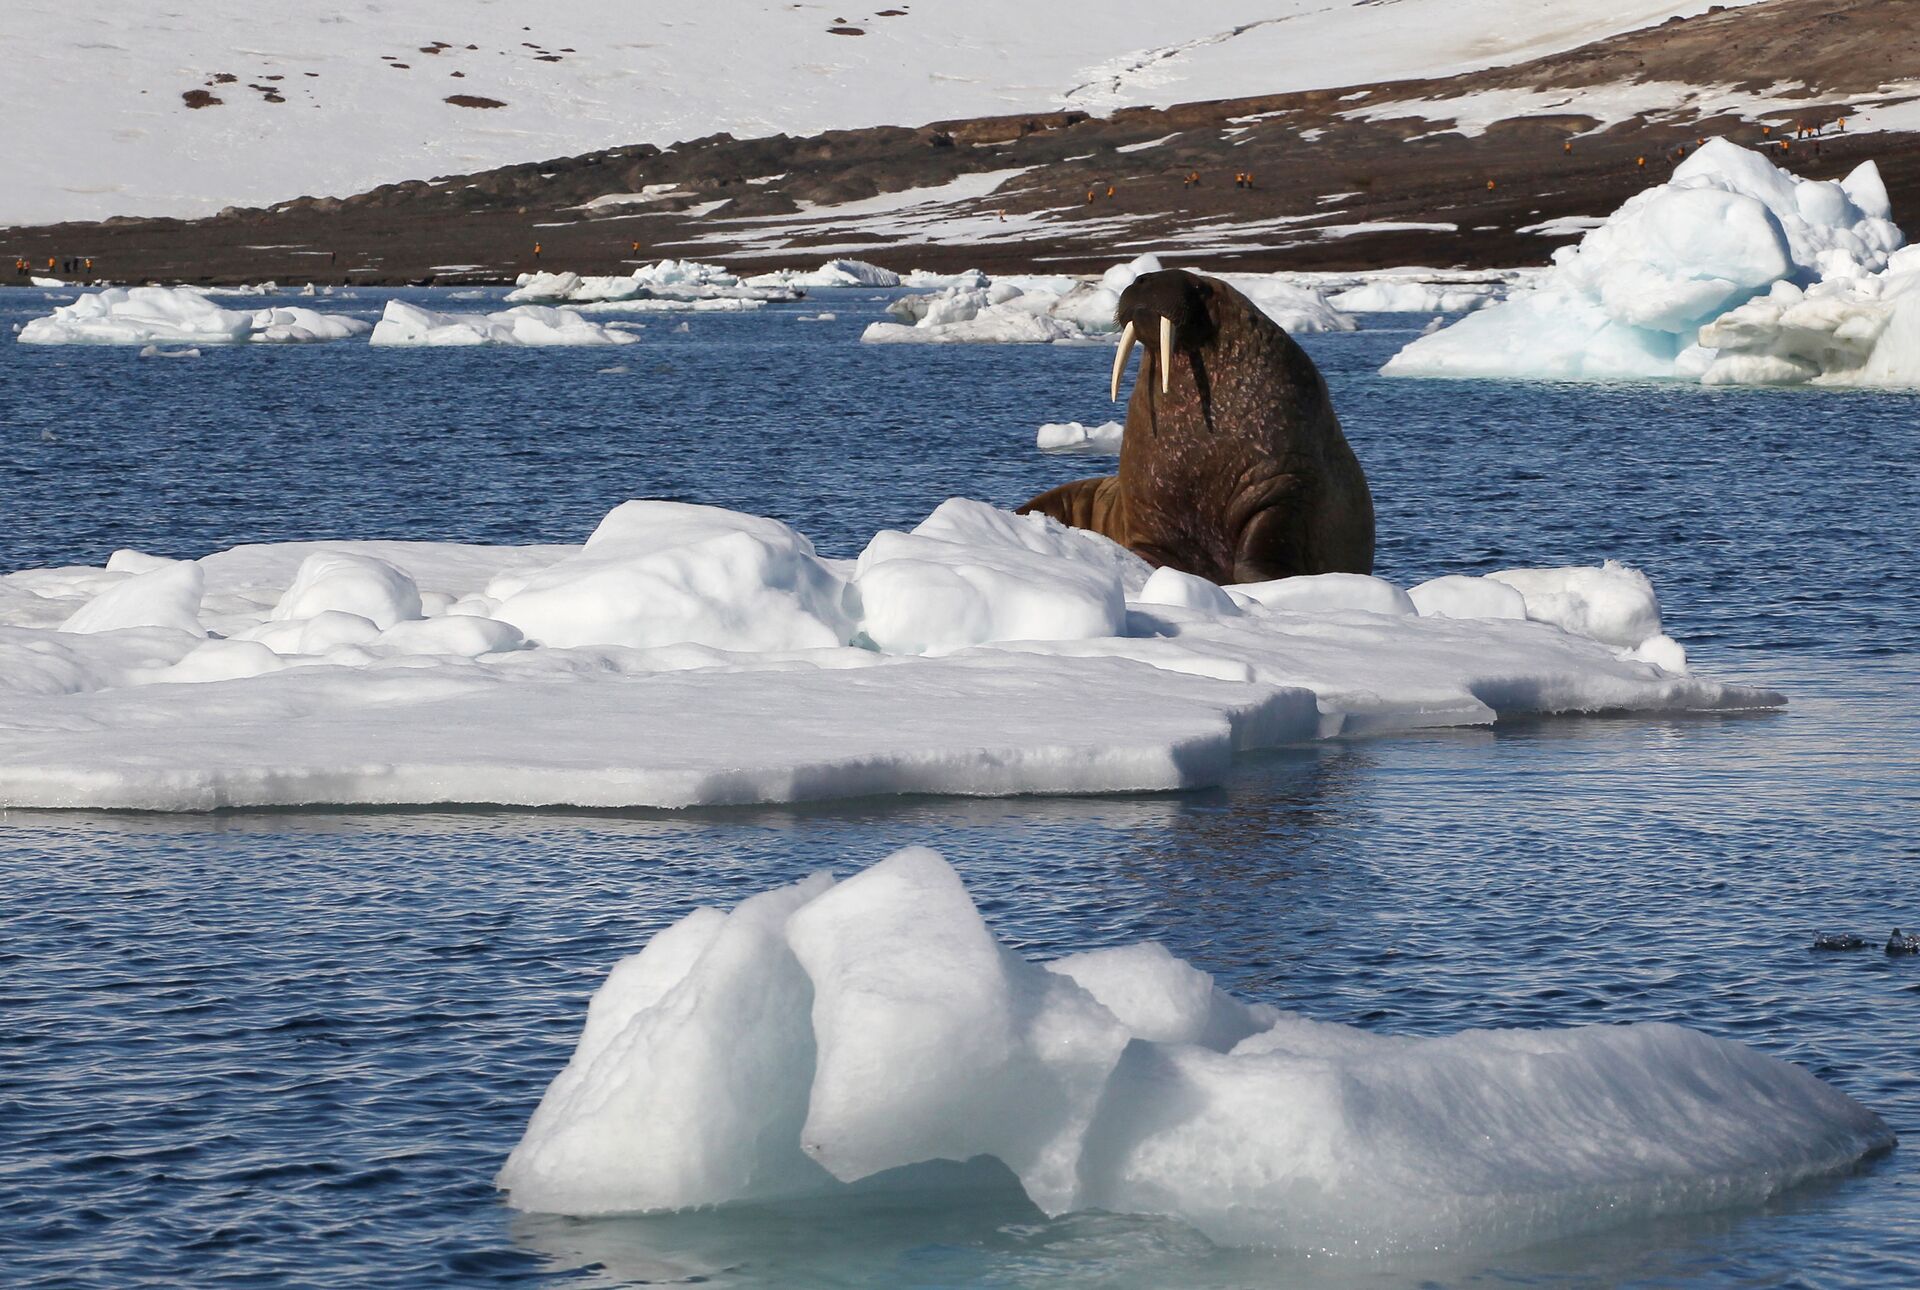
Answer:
[1385, 142, 1906, 382]
[18, 287, 371, 346]
[368, 300, 638, 347]
[1036, 420, 1125, 454]
[0, 498, 1775, 810]
[853, 499, 1140, 655]
[498, 848, 1892, 1253]
[60, 560, 206, 636]
[492, 501, 857, 652]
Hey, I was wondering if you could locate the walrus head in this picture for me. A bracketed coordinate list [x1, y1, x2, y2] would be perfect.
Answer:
[1107, 270, 1233, 400]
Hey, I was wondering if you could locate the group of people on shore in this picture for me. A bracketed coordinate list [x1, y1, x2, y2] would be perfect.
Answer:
[12, 255, 93, 279]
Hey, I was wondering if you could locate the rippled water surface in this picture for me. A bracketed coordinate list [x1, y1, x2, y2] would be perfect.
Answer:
[3, 286, 1917, 1287]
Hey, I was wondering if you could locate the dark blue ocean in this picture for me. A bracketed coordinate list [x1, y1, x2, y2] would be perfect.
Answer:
[2, 285, 1916, 1287]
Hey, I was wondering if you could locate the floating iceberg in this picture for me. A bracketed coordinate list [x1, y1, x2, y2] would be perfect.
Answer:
[863, 254, 1353, 345]
[368, 300, 638, 347]
[506, 260, 799, 306]
[499, 848, 1891, 1254]
[0, 497, 1773, 811]
[745, 259, 901, 289]
[17, 287, 371, 345]
[1036, 420, 1125, 454]
[1384, 141, 1906, 383]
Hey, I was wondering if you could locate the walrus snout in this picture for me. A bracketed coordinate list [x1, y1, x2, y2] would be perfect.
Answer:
[1111, 270, 1220, 400]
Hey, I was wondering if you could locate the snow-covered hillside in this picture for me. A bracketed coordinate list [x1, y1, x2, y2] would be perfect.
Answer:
[9, 0, 1761, 227]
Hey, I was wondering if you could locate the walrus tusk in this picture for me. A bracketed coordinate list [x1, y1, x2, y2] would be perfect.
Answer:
[1109, 321, 1136, 402]
[1159, 315, 1173, 394]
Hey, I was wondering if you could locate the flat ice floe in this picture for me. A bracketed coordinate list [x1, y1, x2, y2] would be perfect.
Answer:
[368, 300, 638, 346]
[498, 848, 1892, 1253]
[505, 260, 800, 306]
[17, 286, 370, 345]
[1385, 141, 1916, 385]
[0, 498, 1776, 812]
[745, 259, 902, 289]
[863, 254, 1354, 345]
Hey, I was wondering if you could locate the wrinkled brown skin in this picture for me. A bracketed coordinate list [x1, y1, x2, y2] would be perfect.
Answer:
[1018, 269, 1375, 584]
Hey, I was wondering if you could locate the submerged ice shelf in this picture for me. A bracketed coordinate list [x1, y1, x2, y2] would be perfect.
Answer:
[0, 498, 1774, 812]
[499, 848, 1892, 1254]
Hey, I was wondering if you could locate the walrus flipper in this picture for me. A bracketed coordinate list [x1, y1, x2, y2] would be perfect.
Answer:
[1017, 475, 1129, 546]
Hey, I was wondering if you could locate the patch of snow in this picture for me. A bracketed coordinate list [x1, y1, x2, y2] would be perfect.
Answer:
[1518, 215, 1608, 236]
[1115, 133, 1182, 153]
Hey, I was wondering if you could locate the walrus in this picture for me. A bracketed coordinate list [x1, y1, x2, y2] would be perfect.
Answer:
[1019, 269, 1374, 583]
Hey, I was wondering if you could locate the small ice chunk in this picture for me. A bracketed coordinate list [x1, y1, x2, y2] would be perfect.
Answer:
[1036, 420, 1124, 454]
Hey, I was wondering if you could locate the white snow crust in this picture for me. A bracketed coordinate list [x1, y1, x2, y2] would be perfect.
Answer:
[368, 300, 638, 347]
[497, 847, 1892, 1254]
[1384, 142, 1912, 384]
[18, 287, 369, 346]
[0, 498, 1775, 812]
[7, 1, 1767, 227]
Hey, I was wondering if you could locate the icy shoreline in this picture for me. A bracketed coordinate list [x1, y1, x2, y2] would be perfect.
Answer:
[0, 498, 1776, 813]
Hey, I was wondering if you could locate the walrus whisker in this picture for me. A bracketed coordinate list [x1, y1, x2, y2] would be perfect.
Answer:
[1110, 321, 1136, 402]
[1159, 315, 1173, 394]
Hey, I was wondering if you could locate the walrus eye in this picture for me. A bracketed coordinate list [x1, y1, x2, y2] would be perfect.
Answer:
[1109, 321, 1136, 403]
[1159, 315, 1173, 395]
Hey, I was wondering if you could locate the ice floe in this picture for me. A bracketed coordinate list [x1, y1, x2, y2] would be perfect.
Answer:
[0, 498, 1774, 811]
[1384, 141, 1909, 383]
[506, 260, 800, 306]
[1327, 279, 1498, 313]
[745, 259, 901, 289]
[498, 847, 1891, 1253]
[368, 300, 638, 347]
[17, 287, 371, 346]
[863, 254, 1354, 345]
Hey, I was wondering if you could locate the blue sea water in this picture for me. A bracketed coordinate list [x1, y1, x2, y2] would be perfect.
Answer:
[1, 285, 1916, 1287]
